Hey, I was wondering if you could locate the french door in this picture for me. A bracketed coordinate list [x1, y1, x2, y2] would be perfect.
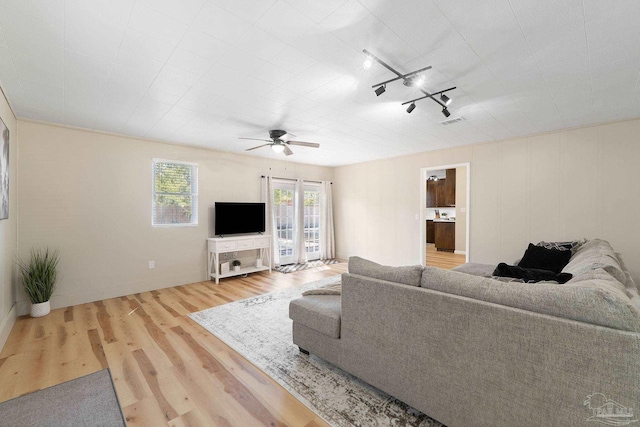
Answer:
[273, 181, 322, 265]
[273, 182, 296, 265]
[303, 184, 321, 261]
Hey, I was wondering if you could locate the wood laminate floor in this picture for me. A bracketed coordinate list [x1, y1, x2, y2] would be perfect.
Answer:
[0, 264, 347, 427]
[426, 243, 466, 269]
[0, 252, 460, 426]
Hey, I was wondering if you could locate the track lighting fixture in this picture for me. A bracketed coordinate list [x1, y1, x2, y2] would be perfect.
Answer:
[363, 49, 457, 117]
[271, 144, 285, 153]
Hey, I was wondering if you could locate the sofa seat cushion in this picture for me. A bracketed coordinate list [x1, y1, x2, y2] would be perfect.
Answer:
[289, 295, 341, 338]
[451, 263, 496, 277]
[349, 256, 423, 287]
[421, 267, 640, 332]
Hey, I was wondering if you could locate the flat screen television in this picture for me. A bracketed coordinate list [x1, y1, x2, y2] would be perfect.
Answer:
[214, 202, 266, 236]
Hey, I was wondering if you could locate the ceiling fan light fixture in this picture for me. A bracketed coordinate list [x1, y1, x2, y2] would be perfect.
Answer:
[375, 85, 386, 96]
[363, 56, 373, 70]
[406, 102, 416, 113]
[441, 93, 452, 106]
[271, 143, 285, 153]
[442, 107, 451, 118]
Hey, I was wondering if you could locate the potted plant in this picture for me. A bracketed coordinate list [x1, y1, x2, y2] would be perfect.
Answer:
[17, 248, 59, 317]
[232, 259, 241, 272]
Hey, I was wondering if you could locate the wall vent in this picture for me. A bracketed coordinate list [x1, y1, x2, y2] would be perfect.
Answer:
[439, 116, 465, 125]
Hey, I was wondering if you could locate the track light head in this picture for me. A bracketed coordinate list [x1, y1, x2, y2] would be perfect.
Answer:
[406, 103, 416, 113]
[363, 56, 373, 70]
[441, 93, 452, 106]
[375, 85, 386, 96]
[415, 75, 425, 87]
[271, 143, 285, 153]
[442, 107, 451, 118]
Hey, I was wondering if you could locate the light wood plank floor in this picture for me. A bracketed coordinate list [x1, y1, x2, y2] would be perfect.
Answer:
[0, 253, 460, 426]
[0, 264, 347, 427]
[426, 244, 466, 269]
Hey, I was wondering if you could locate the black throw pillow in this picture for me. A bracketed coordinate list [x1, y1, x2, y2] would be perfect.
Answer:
[493, 263, 573, 284]
[518, 243, 572, 273]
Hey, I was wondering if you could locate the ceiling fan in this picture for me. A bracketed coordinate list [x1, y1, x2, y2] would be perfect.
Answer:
[239, 130, 320, 156]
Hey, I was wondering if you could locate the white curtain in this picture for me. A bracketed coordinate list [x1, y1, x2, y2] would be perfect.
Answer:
[261, 176, 279, 267]
[294, 178, 307, 264]
[319, 181, 335, 259]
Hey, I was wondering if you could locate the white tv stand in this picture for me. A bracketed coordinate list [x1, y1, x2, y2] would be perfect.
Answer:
[207, 234, 271, 284]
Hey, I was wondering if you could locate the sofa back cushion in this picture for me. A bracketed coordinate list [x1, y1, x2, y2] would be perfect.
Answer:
[348, 256, 423, 287]
[561, 239, 626, 284]
[420, 267, 640, 332]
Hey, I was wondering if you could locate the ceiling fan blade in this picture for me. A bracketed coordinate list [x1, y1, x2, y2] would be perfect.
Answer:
[239, 137, 272, 142]
[283, 145, 294, 156]
[282, 132, 296, 139]
[287, 140, 320, 148]
[245, 144, 272, 151]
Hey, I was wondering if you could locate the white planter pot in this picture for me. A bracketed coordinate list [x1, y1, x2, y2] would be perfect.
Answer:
[234, 266, 241, 272]
[256, 259, 262, 268]
[31, 301, 51, 318]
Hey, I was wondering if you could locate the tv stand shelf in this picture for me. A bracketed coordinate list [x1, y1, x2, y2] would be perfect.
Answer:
[207, 235, 271, 284]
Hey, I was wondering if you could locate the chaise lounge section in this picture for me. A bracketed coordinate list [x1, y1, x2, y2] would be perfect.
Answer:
[289, 239, 640, 427]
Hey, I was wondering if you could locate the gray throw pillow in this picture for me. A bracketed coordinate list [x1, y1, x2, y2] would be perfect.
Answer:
[348, 256, 423, 287]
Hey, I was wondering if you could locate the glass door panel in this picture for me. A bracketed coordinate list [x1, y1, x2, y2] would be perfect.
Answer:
[304, 186, 321, 261]
[274, 183, 295, 265]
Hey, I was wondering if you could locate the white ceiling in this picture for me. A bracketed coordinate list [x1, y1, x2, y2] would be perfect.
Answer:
[0, 0, 639, 166]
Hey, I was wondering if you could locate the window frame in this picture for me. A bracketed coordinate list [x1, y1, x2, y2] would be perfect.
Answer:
[152, 159, 199, 228]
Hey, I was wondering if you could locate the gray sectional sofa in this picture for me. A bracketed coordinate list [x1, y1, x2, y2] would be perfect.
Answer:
[289, 239, 640, 427]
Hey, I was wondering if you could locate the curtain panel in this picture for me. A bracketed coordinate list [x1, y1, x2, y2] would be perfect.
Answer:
[260, 176, 279, 267]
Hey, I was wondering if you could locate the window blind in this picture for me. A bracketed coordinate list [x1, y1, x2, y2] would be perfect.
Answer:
[152, 160, 198, 226]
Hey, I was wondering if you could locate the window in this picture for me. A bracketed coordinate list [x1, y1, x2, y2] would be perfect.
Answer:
[152, 159, 198, 226]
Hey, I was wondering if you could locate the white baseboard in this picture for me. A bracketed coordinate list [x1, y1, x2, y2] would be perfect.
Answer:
[454, 250, 467, 255]
[0, 303, 17, 353]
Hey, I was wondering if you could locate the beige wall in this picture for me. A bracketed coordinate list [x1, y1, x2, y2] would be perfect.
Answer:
[17, 121, 333, 313]
[455, 166, 467, 253]
[334, 118, 640, 284]
[0, 88, 17, 349]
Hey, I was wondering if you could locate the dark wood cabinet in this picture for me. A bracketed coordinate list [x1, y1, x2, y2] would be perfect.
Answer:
[426, 179, 445, 207]
[435, 221, 455, 252]
[444, 168, 456, 206]
[426, 220, 435, 243]
[426, 169, 456, 207]
[426, 180, 437, 207]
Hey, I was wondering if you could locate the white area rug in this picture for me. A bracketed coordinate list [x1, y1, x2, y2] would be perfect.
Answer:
[189, 276, 443, 427]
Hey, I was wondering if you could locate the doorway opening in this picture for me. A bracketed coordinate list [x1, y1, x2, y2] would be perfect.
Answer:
[420, 163, 470, 269]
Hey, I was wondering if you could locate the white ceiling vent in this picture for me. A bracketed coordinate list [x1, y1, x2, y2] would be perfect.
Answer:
[439, 116, 466, 126]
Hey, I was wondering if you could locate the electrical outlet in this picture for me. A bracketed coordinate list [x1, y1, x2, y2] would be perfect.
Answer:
[149, 261, 155, 269]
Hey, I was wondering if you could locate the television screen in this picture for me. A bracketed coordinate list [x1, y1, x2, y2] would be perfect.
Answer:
[214, 202, 266, 236]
